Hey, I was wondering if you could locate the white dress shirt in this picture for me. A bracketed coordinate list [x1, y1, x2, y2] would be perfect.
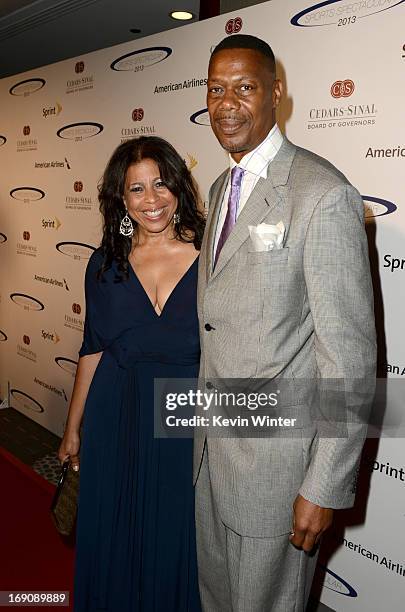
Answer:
[213, 124, 284, 257]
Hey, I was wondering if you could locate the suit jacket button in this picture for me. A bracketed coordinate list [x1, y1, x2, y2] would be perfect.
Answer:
[205, 323, 214, 331]
[206, 381, 214, 389]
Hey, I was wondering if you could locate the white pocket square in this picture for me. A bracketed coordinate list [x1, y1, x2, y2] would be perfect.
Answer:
[248, 221, 285, 252]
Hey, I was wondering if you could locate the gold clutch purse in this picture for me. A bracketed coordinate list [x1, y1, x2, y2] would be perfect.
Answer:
[51, 460, 79, 536]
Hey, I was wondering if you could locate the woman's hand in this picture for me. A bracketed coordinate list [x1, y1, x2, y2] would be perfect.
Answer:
[58, 428, 81, 472]
[56, 353, 102, 473]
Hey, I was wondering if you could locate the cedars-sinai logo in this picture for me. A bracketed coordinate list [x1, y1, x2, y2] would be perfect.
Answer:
[72, 303, 82, 315]
[75, 61, 85, 73]
[110, 47, 172, 72]
[363, 195, 397, 220]
[132, 108, 144, 121]
[74, 181, 83, 192]
[190, 108, 211, 126]
[331, 79, 355, 98]
[225, 16, 243, 34]
[10, 389, 44, 413]
[291, 0, 405, 27]
[56, 122, 103, 141]
[9, 78, 46, 96]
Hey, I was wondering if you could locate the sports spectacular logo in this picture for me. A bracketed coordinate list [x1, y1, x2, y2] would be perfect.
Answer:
[111, 47, 172, 72]
[291, 0, 405, 27]
[9, 78, 46, 96]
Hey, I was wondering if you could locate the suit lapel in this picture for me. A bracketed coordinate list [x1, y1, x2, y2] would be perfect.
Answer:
[211, 180, 281, 279]
[210, 137, 297, 280]
[204, 170, 228, 282]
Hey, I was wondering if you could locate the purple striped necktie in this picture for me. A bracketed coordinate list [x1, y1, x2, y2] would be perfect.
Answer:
[214, 165, 245, 267]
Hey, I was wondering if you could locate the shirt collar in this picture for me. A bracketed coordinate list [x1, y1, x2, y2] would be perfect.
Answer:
[229, 124, 283, 179]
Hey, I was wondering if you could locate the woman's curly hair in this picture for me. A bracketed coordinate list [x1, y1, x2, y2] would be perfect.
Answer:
[98, 136, 205, 279]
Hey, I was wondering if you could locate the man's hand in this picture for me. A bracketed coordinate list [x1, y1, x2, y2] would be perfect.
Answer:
[289, 494, 333, 552]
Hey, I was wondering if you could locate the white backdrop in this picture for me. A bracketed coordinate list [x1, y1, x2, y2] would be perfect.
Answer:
[0, 1, 404, 609]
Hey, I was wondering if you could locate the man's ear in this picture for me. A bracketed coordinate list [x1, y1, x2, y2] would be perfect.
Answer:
[272, 79, 283, 109]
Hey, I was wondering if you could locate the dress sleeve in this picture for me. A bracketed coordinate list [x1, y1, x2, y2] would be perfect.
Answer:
[79, 249, 108, 357]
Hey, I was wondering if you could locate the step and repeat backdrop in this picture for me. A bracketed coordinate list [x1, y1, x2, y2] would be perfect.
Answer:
[0, 0, 404, 609]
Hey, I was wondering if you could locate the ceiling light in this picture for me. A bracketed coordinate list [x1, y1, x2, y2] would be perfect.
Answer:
[169, 10, 194, 20]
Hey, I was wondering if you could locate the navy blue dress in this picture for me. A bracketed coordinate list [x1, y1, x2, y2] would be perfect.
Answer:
[74, 248, 201, 612]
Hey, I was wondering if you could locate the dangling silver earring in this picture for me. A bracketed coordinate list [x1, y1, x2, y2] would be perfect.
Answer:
[173, 212, 180, 224]
[119, 210, 134, 237]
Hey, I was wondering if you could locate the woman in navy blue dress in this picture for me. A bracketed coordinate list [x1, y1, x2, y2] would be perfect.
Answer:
[58, 136, 205, 611]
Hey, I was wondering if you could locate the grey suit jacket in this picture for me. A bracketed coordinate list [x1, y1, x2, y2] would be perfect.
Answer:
[194, 137, 376, 537]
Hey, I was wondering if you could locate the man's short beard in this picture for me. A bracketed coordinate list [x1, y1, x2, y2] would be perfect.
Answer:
[221, 142, 249, 153]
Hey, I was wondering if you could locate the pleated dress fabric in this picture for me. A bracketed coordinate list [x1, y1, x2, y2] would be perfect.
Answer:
[74, 249, 201, 612]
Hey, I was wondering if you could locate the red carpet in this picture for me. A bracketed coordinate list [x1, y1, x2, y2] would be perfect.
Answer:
[0, 447, 75, 610]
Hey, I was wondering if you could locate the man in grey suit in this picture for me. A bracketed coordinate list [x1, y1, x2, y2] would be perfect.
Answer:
[194, 34, 376, 611]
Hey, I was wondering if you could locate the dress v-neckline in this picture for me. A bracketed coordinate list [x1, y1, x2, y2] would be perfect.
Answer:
[129, 255, 199, 319]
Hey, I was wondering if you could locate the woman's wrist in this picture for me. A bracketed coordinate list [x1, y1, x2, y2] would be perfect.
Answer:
[64, 420, 81, 436]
